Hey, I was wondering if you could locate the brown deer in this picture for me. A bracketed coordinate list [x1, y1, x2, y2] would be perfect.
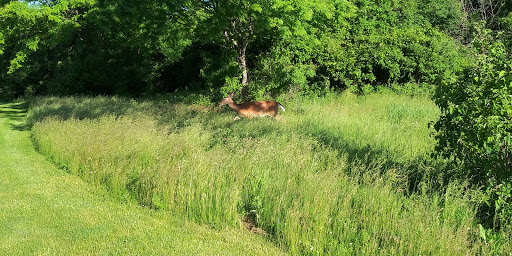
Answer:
[219, 92, 285, 120]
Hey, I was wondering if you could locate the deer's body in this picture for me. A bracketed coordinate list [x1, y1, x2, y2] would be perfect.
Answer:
[219, 94, 285, 120]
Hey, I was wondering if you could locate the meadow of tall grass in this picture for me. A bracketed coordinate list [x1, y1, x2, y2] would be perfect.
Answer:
[28, 92, 511, 255]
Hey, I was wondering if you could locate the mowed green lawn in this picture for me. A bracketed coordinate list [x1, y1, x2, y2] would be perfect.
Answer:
[0, 102, 286, 255]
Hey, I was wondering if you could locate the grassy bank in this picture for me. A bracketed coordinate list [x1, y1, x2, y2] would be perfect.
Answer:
[28, 93, 512, 255]
[0, 102, 285, 255]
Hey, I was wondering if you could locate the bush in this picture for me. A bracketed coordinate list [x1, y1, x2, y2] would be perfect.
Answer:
[433, 29, 512, 224]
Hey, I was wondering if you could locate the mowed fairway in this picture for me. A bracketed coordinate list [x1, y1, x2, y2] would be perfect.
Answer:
[0, 102, 286, 255]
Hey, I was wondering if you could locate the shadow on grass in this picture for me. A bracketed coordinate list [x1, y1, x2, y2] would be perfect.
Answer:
[295, 120, 456, 195]
[26, 97, 137, 126]
[27, 97, 218, 130]
[26, 96, 456, 194]
[28, 96, 279, 139]
[0, 102, 30, 131]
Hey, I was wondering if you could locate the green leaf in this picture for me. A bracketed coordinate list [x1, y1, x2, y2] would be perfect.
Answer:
[251, 3, 262, 13]
[478, 224, 487, 243]
[483, 142, 492, 154]
[26, 37, 39, 51]
[8, 51, 27, 74]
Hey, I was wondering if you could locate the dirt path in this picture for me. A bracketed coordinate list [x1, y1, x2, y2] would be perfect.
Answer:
[0, 102, 284, 255]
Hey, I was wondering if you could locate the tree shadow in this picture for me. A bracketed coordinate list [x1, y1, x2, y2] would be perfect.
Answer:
[26, 97, 138, 127]
[294, 121, 454, 195]
[0, 102, 30, 131]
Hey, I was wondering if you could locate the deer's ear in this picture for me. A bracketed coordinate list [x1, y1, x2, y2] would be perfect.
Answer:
[228, 92, 235, 98]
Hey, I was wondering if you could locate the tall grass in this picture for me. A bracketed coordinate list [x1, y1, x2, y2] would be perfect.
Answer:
[28, 93, 511, 255]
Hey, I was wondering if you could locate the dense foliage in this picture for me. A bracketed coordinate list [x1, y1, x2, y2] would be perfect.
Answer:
[1, 0, 469, 98]
[434, 24, 512, 225]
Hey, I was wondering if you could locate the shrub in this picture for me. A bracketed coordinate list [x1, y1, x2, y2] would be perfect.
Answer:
[433, 29, 512, 224]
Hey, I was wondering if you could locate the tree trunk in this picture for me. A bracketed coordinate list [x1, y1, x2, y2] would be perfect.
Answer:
[224, 18, 253, 100]
[238, 41, 249, 99]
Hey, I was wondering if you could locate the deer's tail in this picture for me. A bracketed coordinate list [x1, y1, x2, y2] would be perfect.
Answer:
[278, 102, 285, 112]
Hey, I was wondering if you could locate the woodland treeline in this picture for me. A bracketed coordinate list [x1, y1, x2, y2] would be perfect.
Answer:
[0, 0, 507, 98]
[1, 0, 512, 224]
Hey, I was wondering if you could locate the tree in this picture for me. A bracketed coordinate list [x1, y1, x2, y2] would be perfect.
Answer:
[0, 0, 92, 97]
[183, 0, 356, 98]
[251, 0, 466, 95]
[433, 21, 512, 225]
[0, 0, 192, 96]
[185, 0, 273, 97]
[0, 0, 477, 98]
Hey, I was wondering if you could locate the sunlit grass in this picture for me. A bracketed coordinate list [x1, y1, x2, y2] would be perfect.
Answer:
[0, 102, 285, 256]
[27, 92, 512, 255]
[283, 92, 439, 162]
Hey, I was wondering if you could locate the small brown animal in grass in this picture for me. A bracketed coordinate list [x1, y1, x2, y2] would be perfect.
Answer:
[219, 92, 285, 120]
